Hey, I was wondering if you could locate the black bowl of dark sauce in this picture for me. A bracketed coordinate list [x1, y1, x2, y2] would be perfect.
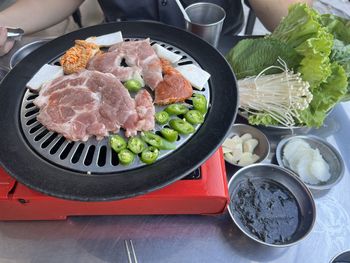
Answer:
[228, 164, 316, 247]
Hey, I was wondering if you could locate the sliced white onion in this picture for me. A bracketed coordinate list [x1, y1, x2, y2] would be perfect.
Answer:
[283, 138, 331, 184]
[86, 31, 123, 47]
[283, 138, 309, 169]
[175, 64, 210, 90]
[311, 149, 331, 182]
[152, 44, 182, 63]
[26, 64, 63, 91]
[296, 156, 320, 185]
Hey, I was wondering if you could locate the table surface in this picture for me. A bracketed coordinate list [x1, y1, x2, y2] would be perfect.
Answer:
[0, 35, 349, 263]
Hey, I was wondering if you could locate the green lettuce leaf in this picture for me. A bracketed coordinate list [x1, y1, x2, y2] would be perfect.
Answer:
[299, 62, 348, 127]
[331, 40, 350, 101]
[271, 3, 322, 48]
[269, 3, 347, 127]
[320, 14, 350, 44]
[271, 4, 334, 89]
[247, 114, 279, 127]
[225, 3, 349, 127]
[225, 38, 301, 79]
[320, 13, 350, 100]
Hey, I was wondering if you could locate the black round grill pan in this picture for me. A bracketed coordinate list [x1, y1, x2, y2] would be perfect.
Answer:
[0, 21, 238, 201]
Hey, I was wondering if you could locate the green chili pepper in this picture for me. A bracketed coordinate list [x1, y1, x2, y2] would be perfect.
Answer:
[141, 131, 176, 150]
[165, 104, 189, 115]
[185, 110, 204, 125]
[169, 118, 195, 135]
[141, 146, 159, 164]
[192, 94, 207, 114]
[127, 136, 146, 154]
[110, 134, 127, 153]
[124, 79, 142, 92]
[118, 149, 135, 165]
[155, 111, 170, 125]
[160, 128, 178, 142]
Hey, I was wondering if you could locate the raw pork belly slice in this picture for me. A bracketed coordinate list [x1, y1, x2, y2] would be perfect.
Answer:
[87, 51, 141, 82]
[33, 70, 155, 141]
[125, 89, 155, 137]
[154, 59, 193, 105]
[88, 39, 162, 90]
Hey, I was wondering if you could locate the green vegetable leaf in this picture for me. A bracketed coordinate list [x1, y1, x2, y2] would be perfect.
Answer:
[226, 38, 301, 79]
[298, 54, 331, 90]
[270, 3, 322, 48]
[271, 4, 334, 89]
[320, 14, 350, 44]
[320, 14, 350, 100]
[331, 40, 350, 100]
[299, 62, 347, 127]
[247, 113, 279, 127]
[226, 3, 350, 127]
[268, 3, 347, 127]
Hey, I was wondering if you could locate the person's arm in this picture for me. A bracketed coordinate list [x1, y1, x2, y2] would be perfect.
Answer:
[248, 0, 313, 31]
[0, 0, 84, 34]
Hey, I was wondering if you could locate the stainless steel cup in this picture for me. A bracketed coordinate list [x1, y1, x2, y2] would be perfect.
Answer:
[184, 2, 226, 48]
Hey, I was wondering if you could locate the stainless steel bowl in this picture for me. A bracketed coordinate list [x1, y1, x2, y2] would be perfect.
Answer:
[0, 65, 9, 82]
[276, 135, 345, 190]
[228, 163, 316, 247]
[330, 250, 350, 263]
[10, 39, 51, 69]
[224, 123, 270, 166]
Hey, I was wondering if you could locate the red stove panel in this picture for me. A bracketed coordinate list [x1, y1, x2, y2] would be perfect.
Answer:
[0, 149, 229, 220]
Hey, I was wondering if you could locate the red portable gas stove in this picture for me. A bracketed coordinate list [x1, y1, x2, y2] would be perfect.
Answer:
[0, 23, 237, 220]
[0, 149, 229, 221]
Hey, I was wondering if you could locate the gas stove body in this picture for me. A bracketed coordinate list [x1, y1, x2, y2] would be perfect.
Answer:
[0, 149, 228, 220]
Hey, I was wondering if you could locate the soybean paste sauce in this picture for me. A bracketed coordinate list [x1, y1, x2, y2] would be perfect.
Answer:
[232, 178, 301, 244]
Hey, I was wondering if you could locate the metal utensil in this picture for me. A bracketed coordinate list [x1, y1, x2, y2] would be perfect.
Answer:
[6, 27, 24, 41]
[175, 0, 191, 21]
[124, 240, 138, 263]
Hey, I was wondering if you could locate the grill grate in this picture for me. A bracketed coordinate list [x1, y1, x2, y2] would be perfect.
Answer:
[20, 39, 210, 173]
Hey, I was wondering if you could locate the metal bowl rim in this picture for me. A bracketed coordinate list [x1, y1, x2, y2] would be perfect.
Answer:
[224, 123, 271, 167]
[276, 134, 345, 190]
[227, 163, 316, 247]
[9, 38, 53, 69]
[329, 249, 350, 263]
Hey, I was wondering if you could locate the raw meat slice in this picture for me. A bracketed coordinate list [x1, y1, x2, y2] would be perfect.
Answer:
[134, 89, 155, 135]
[124, 89, 155, 137]
[33, 70, 154, 141]
[88, 39, 162, 89]
[60, 40, 100, 74]
[154, 59, 193, 105]
[87, 51, 141, 81]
